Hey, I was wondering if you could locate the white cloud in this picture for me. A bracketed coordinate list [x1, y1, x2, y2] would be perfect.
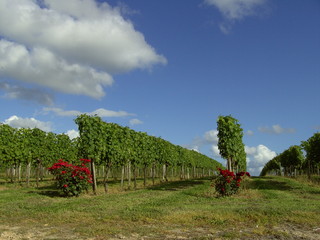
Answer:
[129, 118, 143, 126]
[43, 107, 135, 118]
[190, 128, 276, 176]
[246, 130, 254, 136]
[66, 129, 79, 139]
[204, 0, 268, 33]
[245, 145, 256, 155]
[191, 147, 200, 152]
[219, 22, 232, 34]
[188, 130, 221, 160]
[209, 144, 276, 176]
[0, 82, 54, 105]
[0, 0, 166, 98]
[258, 124, 296, 134]
[0, 39, 112, 99]
[204, 0, 267, 20]
[43, 107, 82, 117]
[245, 144, 276, 176]
[204, 130, 219, 143]
[91, 108, 134, 118]
[188, 129, 219, 151]
[3, 115, 53, 132]
[211, 145, 221, 157]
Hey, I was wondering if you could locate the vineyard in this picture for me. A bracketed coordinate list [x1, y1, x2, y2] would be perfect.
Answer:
[1, 114, 320, 239]
[0, 114, 223, 190]
[260, 132, 320, 178]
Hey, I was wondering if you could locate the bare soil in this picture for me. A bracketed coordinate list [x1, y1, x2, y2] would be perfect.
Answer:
[1, 224, 319, 240]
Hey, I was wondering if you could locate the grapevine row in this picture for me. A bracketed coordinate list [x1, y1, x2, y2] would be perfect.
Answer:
[75, 114, 222, 192]
[0, 115, 222, 190]
[260, 132, 320, 177]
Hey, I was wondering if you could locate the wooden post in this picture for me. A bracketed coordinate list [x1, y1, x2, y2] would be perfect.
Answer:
[91, 160, 97, 194]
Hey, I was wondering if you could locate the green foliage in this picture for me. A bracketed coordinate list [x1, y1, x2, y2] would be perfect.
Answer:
[261, 146, 304, 176]
[0, 124, 16, 167]
[261, 132, 320, 176]
[281, 145, 304, 172]
[217, 115, 246, 171]
[75, 114, 106, 163]
[74, 114, 222, 179]
[302, 132, 320, 165]
[0, 114, 223, 186]
[0, 123, 79, 184]
[260, 155, 281, 176]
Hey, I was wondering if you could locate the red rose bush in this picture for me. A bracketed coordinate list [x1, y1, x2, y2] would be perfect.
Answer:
[48, 159, 92, 197]
[214, 168, 250, 197]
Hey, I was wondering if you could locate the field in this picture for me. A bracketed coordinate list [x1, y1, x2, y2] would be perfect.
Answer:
[0, 176, 320, 240]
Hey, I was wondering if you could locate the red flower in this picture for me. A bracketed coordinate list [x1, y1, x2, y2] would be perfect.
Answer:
[63, 184, 68, 188]
[80, 159, 91, 163]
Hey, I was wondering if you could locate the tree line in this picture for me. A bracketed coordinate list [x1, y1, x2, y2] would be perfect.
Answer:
[260, 132, 320, 177]
[0, 115, 223, 191]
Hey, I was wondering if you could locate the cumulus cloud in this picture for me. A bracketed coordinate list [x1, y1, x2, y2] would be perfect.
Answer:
[190, 128, 276, 176]
[204, 0, 268, 33]
[188, 129, 219, 151]
[209, 142, 276, 176]
[258, 124, 296, 134]
[204, 130, 219, 143]
[0, 40, 113, 98]
[129, 118, 143, 126]
[211, 145, 221, 157]
[3, 115, 53, 132]
[0, 0, 166, 98]
[66, 129, 79, 139]
[0, 81, 54, 105]
[245, 144, 276, 176]
[43, 107, 135, 118]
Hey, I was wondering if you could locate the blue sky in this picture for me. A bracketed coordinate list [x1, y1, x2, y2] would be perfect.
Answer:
[0, 0, 319, 175]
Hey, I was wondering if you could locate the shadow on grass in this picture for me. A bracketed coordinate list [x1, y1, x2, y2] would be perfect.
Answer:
[147, 179, 205, 191]
[251, 177, 320, 195]
[250, 177, 294, 191]
[0, 178, 54, 186]
[28, 185, 65, 198]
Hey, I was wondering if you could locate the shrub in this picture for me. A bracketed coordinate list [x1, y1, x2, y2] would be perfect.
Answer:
[214, 168, 250, 197]
[48, 159, 92, 197]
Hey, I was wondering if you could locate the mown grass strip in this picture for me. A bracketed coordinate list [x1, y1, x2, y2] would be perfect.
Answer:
[0, 176, 319, 239]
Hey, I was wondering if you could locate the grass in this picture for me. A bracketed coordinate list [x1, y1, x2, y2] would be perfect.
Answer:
[0, 176, 320, 239]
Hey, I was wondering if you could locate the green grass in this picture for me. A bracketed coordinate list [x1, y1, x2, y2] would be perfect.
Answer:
[0, 176, 319, 239]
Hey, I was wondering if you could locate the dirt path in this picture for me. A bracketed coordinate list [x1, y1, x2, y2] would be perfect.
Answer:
[1, 224, 319, 240]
